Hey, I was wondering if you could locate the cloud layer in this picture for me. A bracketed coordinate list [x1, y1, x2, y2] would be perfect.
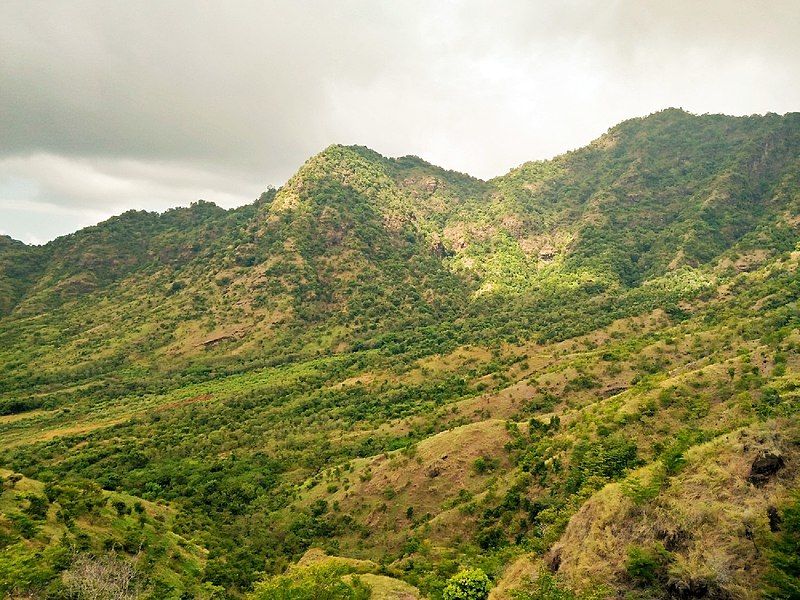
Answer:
[2, 0, 799, 242]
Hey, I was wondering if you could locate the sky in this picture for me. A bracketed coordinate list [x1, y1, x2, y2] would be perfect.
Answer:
[1, 1, 799, 244]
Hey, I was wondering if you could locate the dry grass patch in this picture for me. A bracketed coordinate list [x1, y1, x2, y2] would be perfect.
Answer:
[546, 419, 799, 599]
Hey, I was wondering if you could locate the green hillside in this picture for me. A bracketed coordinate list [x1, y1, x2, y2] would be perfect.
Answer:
[0, 109, 798, 599]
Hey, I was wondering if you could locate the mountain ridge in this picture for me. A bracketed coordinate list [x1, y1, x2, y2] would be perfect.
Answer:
[6, 108, 798, 248]
[4, 108, 798, 318]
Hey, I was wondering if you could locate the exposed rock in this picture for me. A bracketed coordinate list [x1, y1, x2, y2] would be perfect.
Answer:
[501, 215, 524, 237]
[666, 578, 731, 600]
[430, 238, 450, 258]
[54, 273, 99, 296]
[748, 452, 785, 486]
[201, 334, 235, 347]
[546, 549, 561, 572]
[538, 244, 556, 261]
[667, 578, 709, 599]
[767, 506, 782, 532]
[601, 385, 629, 398]
[656, 526, 690, 551]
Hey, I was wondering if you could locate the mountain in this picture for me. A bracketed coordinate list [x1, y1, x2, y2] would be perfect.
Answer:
[0, 234, 48, 315]
[0, 109, 798, 599]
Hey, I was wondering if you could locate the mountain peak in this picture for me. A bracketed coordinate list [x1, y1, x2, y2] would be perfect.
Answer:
[268, 143, 394, 213]
[306, 143, 387, 166]
[0, 234, 27, 248]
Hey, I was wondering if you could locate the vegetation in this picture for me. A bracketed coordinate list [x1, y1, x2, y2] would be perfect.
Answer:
[249, 564, 371, 600]
[0, 109, 798, 598]
[442, 568, 490, 600]
[765, 494, 800, 599]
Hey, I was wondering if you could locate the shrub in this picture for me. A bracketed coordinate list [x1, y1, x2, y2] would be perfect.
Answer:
[475, 525, 506, 550]
[112, 500, 130, 517]
[625, 544, 672, 586]
[473, 455, 499, 474]
[443, 568, 491, 600]
[565, 437, 638, 493]
[757, 387, 783, 418]
[621, 471, 664, 506]
[24, 495, 49, 520]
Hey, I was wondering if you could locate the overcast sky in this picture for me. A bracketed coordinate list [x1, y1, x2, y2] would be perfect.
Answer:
[1, 0, 799, 243]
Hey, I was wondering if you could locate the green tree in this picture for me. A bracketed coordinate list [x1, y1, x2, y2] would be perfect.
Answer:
[443, 568, 490, 600]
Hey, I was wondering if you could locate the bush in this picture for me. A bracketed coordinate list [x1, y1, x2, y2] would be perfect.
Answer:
[565, 436, 638, 493]
[620, 472, 664, 506]
[24, 495, 49, 520]
[625, 544, 672, 586]
[443, 568, 490, 600]
[473, 455, 499, 475]
[757, 387, 783, 418]
[475, 525, 506, 550]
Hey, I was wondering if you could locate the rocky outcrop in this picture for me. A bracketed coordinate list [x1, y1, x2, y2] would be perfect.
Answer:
[748, 452, 785, 486]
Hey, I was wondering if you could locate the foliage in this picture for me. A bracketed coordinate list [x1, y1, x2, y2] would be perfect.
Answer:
[765, 493, 800, 599]
[625, 544, 673, 586]
[442, 568, 491, 600]
[248, 565, 371, 600]
[0, 110, 798, 598]
[512, 570, 608, 600]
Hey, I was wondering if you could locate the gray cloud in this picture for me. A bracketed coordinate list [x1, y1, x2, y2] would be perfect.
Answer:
[1, 0, 799, 242]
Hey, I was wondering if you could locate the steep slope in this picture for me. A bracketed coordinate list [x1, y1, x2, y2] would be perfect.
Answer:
[16, 201, 234, 310]
[546, 418, 799, 599]
[0, 235, 47, 316]
[489, 109, 800, 288]
[0, 468, 211, 598]
[242, 144, 472, 329]
[3, 111, 798, 385]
